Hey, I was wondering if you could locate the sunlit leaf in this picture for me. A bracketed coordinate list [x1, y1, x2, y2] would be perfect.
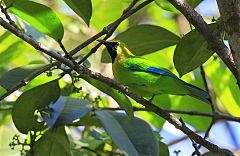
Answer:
[42, 96, 93, 128]
[171, 95, 212, 131]
[91, 0, 126, 31]
[0, 31, 11, 43]
[0, 64, 45, 90]
[0, 34, 39, 69]
[102, 24, 180, 63]
[5, 0, 64, 41]
[63, 0, 92, 26]
[205, 58, 240, 116]
[12, 79, 60, 134]
[0, 42, 27, 66]
[155, 0, 179, 13]
[96, 110, 159, 156]
[21, 75, 60, 91]
[155, 0, 202, 13]
[169, 73, 212, 131]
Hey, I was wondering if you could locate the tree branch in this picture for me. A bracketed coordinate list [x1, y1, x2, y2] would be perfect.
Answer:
[0, 17, 226, 155]
[74, 0, 154, 64]
[0, 0, 235, 154]
[216, 0, 240, 87]
[0, 0, 153, 100]
[0, 62, 59, 101]
[76, 67, 225, 153]
[100, 107, 240, 122]
[167, 0, 240, 87]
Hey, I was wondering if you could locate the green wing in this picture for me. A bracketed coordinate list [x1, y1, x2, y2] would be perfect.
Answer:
[123, 57, 178, 79]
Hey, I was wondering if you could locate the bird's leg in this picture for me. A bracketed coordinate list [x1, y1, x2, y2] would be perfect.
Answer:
[148, 95, 155, 103]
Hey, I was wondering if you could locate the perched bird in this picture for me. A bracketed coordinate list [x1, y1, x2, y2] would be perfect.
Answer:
[98, 40, 211, 104]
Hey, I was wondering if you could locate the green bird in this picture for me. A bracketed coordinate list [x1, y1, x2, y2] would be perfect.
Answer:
[98, 40, 211, 104]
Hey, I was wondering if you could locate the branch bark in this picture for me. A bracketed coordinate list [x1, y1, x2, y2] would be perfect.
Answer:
[0, 0, 234, 154]
[0, 0, 153, 100]
[101, 107, 240, 122]
[0, 16, 227, 155]
[168, 0, 240, 87]
[216, 0, 240, 87]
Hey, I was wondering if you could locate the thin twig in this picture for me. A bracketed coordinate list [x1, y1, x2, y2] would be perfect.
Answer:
[58, 40, 78, 64]
[0, 3, 19, 29]
[0, 0, 153, 101]
[123, 0, 139, 14]
[167, 0, 239, 87]
[194, 65, 217, 155]
[191, 139, 201, 156]
[100, 107, 240, 122]
[0, 62, 59, 101]
[0, 1, 230, 153]
[192, 120, 215, 156]
[200, 65, 216, 112]
[77, 0, 153, 64]
[168, 135, 190, 146]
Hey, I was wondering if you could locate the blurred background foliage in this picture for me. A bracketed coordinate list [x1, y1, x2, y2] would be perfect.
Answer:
[0, 0, 239, 155]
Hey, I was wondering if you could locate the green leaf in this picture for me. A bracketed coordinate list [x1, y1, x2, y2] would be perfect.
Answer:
[101, 24, 180, 63]
[135, 95, 170, 129]
[71, 113, 102, 127]
[155, 0, 202, 13]
[5, 0, 64, 41]
[187, 0, 203, 8]
[159, 141, 169, 156]
[0, 31, 11, 43]
[78, 135, 104, 150]
[21, 75, 60, 91]
[42, 96, 93, 128]
[155, 0, 180, 13]
[63, 0, 92, 26]
[31, 127, 71, 156]
[173, 28, 214, 77]
[96, 110, 159, 156]
[173, 95, 212, 131]
[81, 75, 134, 117]
[0, 41, 28, 67]
[168, 75, 211, 131]
[12, 79, 60, 134]
[0, 64, 45, 90]
[91, 0, 127, 31]
[205, 58, 240, 116]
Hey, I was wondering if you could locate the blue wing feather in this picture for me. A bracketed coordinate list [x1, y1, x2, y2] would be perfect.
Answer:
[145, 67, 178, 79]
[128, 65, 178, 79]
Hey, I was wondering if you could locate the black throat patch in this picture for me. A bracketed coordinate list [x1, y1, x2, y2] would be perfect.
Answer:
[104, 42, 119, 63]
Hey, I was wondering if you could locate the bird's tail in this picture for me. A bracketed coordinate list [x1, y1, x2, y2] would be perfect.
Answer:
[184, 83, 212, 105]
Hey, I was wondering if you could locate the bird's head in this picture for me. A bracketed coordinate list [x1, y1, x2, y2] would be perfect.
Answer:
[97, 40, 120, 63]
